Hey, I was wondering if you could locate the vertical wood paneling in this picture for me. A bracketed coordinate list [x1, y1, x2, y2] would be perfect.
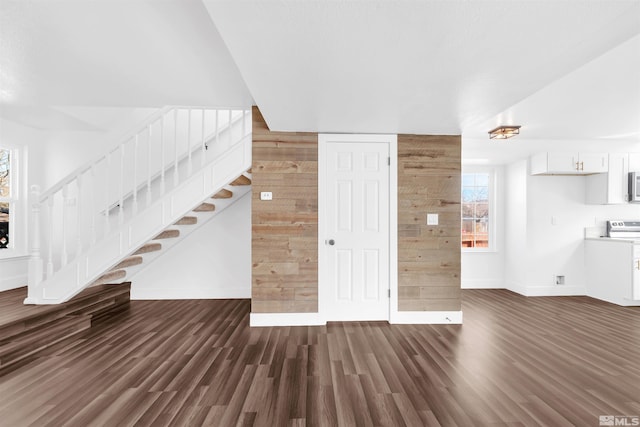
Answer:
[252, 107, 318, 313]
[397, 134, 461, 311]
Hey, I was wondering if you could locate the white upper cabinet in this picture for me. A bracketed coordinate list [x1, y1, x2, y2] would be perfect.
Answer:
[531, 152, 608, 175]
[586, 153, 629, 204]
[630, 153, 640, 172]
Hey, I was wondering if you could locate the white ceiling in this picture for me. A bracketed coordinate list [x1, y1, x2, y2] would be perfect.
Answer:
[1, 0, 639, 162]
[203, 0, 640, 136]
[0, 0, 253, 130]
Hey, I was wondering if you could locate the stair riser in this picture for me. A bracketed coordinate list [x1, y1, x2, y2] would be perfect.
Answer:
[0, 284, 131, 377]
[0, 285, 131, 341]
[0, 316, 91, 371]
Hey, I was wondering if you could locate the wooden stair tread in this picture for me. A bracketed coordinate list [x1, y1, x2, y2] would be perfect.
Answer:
[193, 203, 216, 212]
[175, 216, 198, 225]
[154, 229, 180, 240]
[230, 175, 251, 186]
[111, 256, 143, 271]
[133, 242, 162, 255]
[212, 189, 233, 199]
[93, 270, 127, 286]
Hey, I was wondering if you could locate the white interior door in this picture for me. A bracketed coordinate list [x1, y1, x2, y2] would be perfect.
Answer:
[320, 137, 390, 321]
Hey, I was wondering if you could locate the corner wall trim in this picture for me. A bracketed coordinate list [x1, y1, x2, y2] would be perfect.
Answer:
[250, 312, 326, 327]
[390, 310, 463, 324]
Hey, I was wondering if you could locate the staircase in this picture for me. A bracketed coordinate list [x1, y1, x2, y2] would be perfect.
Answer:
[26, 107, 252, 304]
[91, 173, 252, 288]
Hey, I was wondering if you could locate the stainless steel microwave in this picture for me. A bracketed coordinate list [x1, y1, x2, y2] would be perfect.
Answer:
[630, 172, 640, 203]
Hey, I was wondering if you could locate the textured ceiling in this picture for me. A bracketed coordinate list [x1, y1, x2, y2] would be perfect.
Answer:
[204, 0, 640, 140]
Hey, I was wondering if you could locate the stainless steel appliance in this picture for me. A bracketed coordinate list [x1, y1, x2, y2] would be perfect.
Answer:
[607, 220, 640, 239]
[630, 172, 640, 203]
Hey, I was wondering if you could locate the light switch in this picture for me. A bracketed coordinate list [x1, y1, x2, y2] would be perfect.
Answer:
[427, 213, 439, 225]
[260, 191, 273, 201]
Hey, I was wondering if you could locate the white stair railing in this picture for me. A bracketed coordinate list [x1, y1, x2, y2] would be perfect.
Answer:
[26, 107, 251, 304]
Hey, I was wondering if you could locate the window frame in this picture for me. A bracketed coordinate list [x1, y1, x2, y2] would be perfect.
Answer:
[461, 167, 497, 253]
[0, 146, 24, 258]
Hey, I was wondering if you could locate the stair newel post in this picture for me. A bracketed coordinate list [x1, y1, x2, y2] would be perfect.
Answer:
[25, 185, 43, 304]
[160, 114, 166, 195]
[187, 108, 193, 176]
[146, 124, 152, 207]
[133, 134, 138, 215]
[173, 109, 179, 188]
[201, 109, 206, 169]
[61, 184, 69, 266]
[90, 164, 97, 246]
[119, 143, 125, 226]
[46, 196, 54, 278]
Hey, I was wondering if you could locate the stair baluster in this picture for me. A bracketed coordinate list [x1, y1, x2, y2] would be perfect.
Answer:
[146, 124, 152, 207]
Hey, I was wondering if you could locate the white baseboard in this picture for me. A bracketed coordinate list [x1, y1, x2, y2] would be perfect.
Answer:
[390, 310, 463, 324]
[131, 286, 250, 300]
[0, 273, 27, 292]
[250, 312, 325, 327]
[461, 278, 505, 289]
[0, 256, 28, 292]
[507, 281, 585, 297]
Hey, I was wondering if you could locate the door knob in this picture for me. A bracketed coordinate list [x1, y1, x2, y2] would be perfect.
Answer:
[327, 239, 335, 246]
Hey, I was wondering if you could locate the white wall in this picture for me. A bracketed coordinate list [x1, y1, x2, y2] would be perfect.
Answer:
[504, 159, 529, 292]
[461, 166, 505, 289]
[503, 157, 640, 296]
[130, 193, 251, 300]
[29, 108, 158, 191]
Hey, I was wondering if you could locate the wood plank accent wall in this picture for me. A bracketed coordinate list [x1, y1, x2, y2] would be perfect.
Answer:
[397, 134, 461, 312]
[251, 107, 319, 313]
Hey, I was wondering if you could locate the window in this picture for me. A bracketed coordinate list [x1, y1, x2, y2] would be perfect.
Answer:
[0, 148, 12, 249]
[461, 171, 492, 249]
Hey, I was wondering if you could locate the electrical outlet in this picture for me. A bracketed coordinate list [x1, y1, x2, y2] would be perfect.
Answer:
[427, 213, 439, 225]
[260, 192, 273, 201]
[555, 275, 565, 285]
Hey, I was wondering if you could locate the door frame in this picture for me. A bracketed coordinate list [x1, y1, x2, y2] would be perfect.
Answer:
[318, 134, 398, 322]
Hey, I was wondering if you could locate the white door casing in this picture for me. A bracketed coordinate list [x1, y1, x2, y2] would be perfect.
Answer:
[319, 134, 396, 321]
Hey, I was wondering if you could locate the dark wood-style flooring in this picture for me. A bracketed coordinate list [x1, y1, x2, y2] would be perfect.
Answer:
[1, 290, 639, 426]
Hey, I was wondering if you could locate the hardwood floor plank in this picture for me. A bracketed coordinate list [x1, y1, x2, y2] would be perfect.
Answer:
[0, 290, 639, 426]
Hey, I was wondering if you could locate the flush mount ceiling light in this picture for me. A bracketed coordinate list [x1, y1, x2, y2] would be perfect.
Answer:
[488, 125, 521, 140]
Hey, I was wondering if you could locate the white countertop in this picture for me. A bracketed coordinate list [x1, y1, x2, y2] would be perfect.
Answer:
[585, 237, 640, 244]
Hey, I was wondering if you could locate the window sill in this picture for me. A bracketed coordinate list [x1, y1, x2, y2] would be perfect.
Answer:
[462, 248, 498, 254]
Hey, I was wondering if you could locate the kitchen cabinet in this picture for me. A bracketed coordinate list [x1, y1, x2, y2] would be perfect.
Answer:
[585, 239, 640, 306]
[530, 152, 608, 175]
[586, 153, 629, 204]
[630, 153, 640, 172]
